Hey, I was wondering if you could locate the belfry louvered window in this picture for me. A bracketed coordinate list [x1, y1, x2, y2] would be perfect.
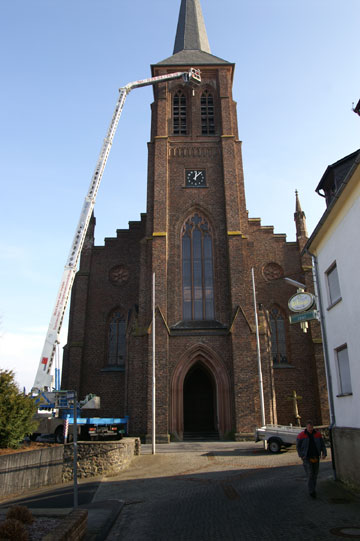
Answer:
[182, 213, 215, 321]
[269, 307, 288, 364]
[201, 91, 215, 135]
[108, 311, 126, 367]
[173, 90, 187, 135]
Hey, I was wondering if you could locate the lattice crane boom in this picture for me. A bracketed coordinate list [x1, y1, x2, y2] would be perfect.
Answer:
[32, 68, 201, 392]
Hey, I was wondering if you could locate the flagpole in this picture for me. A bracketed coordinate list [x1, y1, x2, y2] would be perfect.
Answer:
[251, 268, 266, 427]
[152, 272, 156, 455]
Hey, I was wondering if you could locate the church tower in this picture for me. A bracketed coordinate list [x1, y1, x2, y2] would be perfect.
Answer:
[62, 0, 329, 441]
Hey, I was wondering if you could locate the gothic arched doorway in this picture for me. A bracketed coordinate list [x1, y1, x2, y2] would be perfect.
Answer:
[170, 346, 232, 440]
[183, 363, 216, 432]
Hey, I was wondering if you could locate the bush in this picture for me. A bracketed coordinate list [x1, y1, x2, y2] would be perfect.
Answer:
[0, 370, 38, 449]
[0, 518, 29, 540]
[6, 505, 34, 524]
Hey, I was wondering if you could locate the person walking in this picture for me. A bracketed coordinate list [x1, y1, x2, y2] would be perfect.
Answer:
[296, 420, 327, 498]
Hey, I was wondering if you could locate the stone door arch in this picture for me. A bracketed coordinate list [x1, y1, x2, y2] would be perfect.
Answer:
[183, 362, 216, 432]
[170, 346, 232, 439]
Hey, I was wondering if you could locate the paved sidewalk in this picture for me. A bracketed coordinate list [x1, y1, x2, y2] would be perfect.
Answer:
[91, 442, 360, 541]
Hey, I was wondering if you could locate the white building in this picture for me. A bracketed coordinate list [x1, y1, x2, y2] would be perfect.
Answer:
[306, 148, 360, 488]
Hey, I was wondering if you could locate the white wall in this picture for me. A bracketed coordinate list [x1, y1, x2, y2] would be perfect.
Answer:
[316, 189, 360, 429]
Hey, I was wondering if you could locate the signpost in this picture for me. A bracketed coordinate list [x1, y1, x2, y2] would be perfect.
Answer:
[53, 390, 78, 508]
[33, 389, 101, 509]
[72, 392, 78, 509]
[57, 390, 78, 508]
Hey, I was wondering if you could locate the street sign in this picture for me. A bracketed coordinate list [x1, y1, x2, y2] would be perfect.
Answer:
[289, 310, 318, 324]
[58, 397, 70, 408]
[53, 391, 75, 408]
[56, 391, 76, 408]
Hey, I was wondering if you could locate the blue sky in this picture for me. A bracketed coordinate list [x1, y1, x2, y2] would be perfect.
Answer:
[1, 0, 359, 392]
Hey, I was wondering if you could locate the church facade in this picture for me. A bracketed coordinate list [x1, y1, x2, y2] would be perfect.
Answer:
[62, 0, 329, 441]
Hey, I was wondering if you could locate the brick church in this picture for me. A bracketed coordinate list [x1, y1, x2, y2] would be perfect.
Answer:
[62, 0, 329, 441]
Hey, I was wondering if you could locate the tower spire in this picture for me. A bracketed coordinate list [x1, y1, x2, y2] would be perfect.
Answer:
[294, 190, 308, 246]
[173, 0, 211, 54]
[154, 0, 230, 68]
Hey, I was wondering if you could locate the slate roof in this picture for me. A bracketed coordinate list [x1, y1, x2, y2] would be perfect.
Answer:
[155, 0, 230, 66]
[304, 149, 360, 254]
[156, 49, 230, 66]
[315, 149, 360, 207]
[174, 0, 210, 54]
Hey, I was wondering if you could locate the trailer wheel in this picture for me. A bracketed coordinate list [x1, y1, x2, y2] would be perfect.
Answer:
[55, 426, 64, 444]
[268, 438, 282, 454]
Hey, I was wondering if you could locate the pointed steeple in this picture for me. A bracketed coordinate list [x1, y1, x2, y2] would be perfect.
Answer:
[155, 0, 230, 67]
[295, 190, 303, 214]
[294, 190, 308, 246]
[173, 0, 211, 54]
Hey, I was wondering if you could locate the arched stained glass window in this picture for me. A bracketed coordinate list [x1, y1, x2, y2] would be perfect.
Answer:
[173, 90, 187, 135]
[269, 307, 287, 364]
[108, 311, 126, 367]
[182, 214, 214, 321]
[201, 90, 215, 135]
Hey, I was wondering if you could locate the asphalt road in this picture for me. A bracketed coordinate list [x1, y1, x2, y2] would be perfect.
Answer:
[0, 480, 100, 509]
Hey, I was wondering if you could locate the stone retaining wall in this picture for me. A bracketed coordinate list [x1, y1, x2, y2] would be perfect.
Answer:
[0, 438, 140, 499]
[62, 438, 141, 481]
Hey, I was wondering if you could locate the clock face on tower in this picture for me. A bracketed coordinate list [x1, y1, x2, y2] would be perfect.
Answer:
[186, 169, 206, 187]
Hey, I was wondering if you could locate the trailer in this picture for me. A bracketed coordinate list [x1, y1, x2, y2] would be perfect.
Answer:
[255, 424, 302, 453]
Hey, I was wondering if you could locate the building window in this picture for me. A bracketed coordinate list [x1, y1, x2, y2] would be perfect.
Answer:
[336, 345, 352, 395]
[173, 90, 187, 135]
[201, 91, 215, 135]
[182, 213, 214, 321]
[326, 262, 341, 306]
[108, 311, 126, 367]
[269, 307, 288, 364]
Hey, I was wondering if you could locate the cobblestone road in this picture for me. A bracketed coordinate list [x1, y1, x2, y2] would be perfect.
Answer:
[93, 442, 360, 540]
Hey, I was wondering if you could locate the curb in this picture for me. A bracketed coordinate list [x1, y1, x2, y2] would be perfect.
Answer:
[82, 499, 125, 541]
[43, 508, 88, 540]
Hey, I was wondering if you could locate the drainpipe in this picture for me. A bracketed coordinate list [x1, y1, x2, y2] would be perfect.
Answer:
[307, 249, 337, 479]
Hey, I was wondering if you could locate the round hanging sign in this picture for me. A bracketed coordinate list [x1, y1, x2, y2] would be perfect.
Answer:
[288, 292, 315, 313]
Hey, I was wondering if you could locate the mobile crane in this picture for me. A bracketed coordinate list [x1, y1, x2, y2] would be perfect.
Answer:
[31, 68, 201, 441]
